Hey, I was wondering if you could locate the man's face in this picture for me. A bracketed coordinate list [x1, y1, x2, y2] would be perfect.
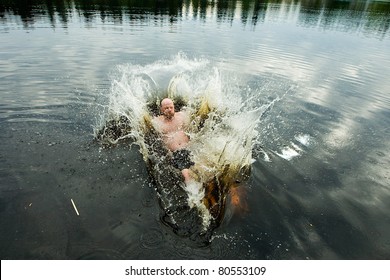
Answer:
[161, 100, 175, 120]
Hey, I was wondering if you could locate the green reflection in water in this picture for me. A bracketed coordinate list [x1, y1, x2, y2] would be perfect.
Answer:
[1, 0, 389, 37]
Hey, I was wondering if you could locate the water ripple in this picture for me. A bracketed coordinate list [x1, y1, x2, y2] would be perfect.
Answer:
[140, 228, 165, 249]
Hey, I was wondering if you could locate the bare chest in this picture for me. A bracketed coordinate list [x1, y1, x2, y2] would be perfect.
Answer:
[159, 118, 185, 134]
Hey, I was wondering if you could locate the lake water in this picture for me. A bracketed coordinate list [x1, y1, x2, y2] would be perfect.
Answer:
[0, 0, 389, 260]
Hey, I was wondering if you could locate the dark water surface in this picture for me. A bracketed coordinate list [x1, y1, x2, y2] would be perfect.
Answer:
[1, 0, 389, 259]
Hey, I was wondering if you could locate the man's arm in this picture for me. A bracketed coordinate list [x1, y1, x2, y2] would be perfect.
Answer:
[151, 116, 162, 132]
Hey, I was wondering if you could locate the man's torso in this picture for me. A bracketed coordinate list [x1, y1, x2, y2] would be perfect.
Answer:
[153, 111, 190, 151]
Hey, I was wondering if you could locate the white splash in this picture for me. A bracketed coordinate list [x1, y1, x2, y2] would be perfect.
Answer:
[276, 146, 301, 161]
[95, 53, 278, 228]
[184, 180, 212, 229]
[295, 134, 311, 146]
[276, 134, 312, 161]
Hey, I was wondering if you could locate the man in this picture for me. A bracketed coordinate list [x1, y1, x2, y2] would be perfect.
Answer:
[152, 98, 194, 183]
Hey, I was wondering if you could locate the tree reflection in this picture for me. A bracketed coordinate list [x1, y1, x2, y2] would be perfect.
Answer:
[0, 0, 389, 37]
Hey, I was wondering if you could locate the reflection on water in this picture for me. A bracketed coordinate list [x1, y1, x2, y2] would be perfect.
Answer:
[1, 0, 389, 38]
[1, 0, 390, 260]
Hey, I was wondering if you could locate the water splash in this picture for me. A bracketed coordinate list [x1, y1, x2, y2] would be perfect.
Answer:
[94, 53, 277, 243]
[275, 134, 312, 161]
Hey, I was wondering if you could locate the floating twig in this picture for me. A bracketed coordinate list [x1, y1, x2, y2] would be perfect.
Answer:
[70, 198, 80, 216]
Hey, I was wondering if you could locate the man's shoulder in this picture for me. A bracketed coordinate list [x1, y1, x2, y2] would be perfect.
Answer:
[176, 111, 190, 123]
[176, 111, 189, 118]
[152, 115, 163, 126]
[153, 115, 164, 121]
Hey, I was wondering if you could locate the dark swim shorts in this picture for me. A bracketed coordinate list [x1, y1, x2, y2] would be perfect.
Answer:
[172, 149, 195, 170]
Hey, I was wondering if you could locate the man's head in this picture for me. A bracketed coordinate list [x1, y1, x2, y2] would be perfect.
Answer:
[160, 98, 175, 120]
